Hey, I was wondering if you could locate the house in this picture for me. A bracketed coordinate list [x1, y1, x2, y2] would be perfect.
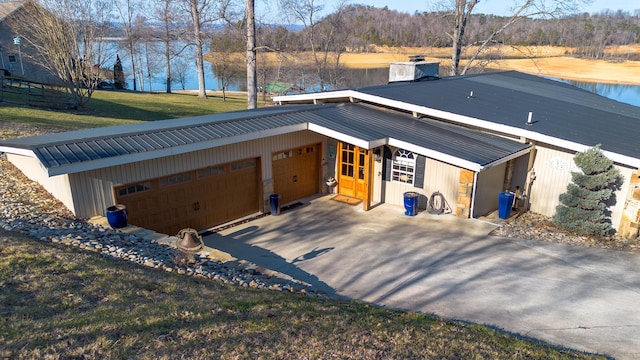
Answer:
[1, 61, 639, 238]
[0, 1, 60, 84]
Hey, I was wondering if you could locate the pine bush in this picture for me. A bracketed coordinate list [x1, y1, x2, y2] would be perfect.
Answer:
[553, 145, 622, 237]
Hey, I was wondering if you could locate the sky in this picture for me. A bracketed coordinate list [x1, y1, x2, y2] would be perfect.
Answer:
[312, 0, 639, 16]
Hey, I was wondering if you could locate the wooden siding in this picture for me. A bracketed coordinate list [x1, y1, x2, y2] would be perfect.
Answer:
[381, 157, 460, 212]
[7, 154, 75, 213]
[474, 163, 507, 217]
[69, 131, 327, 218]
[529, 145, 633, 230]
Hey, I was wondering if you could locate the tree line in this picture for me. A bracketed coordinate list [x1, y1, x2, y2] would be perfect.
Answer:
[328, 5, 640, 59]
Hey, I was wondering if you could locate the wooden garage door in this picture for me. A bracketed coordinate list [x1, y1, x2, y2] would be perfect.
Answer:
[272, 144, 320, 204]
[115, 158, 259, 235]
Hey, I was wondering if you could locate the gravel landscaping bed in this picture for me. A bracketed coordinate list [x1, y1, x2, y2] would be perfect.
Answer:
[490, 211, 640, 253]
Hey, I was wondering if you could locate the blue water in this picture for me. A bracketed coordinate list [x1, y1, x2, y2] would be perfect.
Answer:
[562, 80, 640, 107]
[117, 51, 640, 107]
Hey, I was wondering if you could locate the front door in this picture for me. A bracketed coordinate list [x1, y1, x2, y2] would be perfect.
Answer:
[338, 142, 370, 203]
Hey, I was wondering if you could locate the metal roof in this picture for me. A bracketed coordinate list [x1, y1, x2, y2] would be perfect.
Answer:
[353, 71, 640, 165]
[0, 103, 529, 176]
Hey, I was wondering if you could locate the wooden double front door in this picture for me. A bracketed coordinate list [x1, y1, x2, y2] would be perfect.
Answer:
[337, 142, 371, 204]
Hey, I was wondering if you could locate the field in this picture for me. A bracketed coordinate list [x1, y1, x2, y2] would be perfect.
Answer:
[251, 45, 640, 85]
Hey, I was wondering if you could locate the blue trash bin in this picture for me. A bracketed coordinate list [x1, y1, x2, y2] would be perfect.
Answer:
[106, 204, 128, 228]
[269, 194, 281, 215]
[403, 192, 419, 216]
[498, 191, 515, 219]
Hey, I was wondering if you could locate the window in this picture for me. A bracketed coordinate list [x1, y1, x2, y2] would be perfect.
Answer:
[231, 159, 256, 171]
[8, 54, 17, 63]
[198, 165, 225, 178]
[117, 181, 152, 197]
[160, 172, 192, 187]
[273, 150, 293, 161]
[392, 149, 416, 185]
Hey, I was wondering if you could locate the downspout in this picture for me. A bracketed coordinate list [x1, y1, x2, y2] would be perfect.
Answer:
[469, 170, 479, 219]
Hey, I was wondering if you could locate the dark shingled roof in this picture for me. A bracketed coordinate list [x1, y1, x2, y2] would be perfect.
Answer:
[0, 103, 529, 175]
[356, 71, 640, 161]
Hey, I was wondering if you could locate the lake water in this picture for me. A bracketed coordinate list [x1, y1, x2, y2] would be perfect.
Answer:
[122, 60, 640, 107]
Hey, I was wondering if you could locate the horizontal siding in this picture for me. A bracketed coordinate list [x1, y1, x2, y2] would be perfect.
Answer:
[71, 131, 327, 218]
[7, 154, 75, 214]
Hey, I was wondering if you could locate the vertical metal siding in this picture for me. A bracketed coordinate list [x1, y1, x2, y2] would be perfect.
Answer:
[474, 163, 507, 217]
[71, 131, 327, 218]
[7, 154, 75, 214]
[529, 146, 575, 217]
[382, 157, 460, 212]
[529, 145, 631, 230]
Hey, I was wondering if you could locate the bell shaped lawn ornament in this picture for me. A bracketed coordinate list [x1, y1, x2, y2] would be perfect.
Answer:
[176, 228, 204, 263]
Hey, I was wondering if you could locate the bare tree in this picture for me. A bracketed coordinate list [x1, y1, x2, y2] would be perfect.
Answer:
[210, 25, 244, 100]
[445, 0, 592, 75]
[180, 0, 234, 98]
[116, 0, 142, 91]
[278, 0, 350, 92]
[9, 0, 113, 108]
[152, 0, 190, 93]
[246, 0, 257, 108]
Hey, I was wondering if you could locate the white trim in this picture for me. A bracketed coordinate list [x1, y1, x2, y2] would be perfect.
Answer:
[470, 171, 479, 219]
[0, 147, 35, 157]
[307, 123, 372, 149]
[481, 148, 532, 170]
[274, 90, 356, 104]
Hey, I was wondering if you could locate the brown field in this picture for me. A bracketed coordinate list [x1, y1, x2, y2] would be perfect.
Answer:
[240, 45, 640, 85]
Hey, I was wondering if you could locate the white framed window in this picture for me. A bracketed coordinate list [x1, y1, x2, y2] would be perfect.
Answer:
[392, 149, 416, 185]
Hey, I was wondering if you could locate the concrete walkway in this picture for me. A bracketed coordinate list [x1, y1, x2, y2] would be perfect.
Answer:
[204, 195, 640, 359]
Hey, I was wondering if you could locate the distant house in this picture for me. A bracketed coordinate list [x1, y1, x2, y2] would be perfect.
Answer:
[0, 1, 60, 84]
[1, 61, 639, 238]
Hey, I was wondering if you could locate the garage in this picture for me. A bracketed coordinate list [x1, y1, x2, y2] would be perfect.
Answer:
[272, 144, 320, 205]
[115, 158, 260, 235]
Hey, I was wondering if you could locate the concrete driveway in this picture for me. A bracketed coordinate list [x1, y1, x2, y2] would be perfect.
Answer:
[204, 195, 640, 359]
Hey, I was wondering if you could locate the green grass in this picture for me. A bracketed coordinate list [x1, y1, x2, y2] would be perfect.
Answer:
[0, 231, 605, 359]
[0, 89, 252, 131]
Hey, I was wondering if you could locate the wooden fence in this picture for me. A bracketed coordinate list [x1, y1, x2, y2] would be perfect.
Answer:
[0, 76, 74, 109]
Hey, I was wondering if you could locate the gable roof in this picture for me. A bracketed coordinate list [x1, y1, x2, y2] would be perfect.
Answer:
[0, 103, 529, 176]
[0, 1, 23, 22]
[274, 71, 640, 168]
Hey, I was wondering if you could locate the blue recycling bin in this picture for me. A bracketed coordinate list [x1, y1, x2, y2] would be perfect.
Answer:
[498, 191, 515, 219]
[403, 191, 419, 216]
[106, 204, 128, 228]
[269, 194, 281, 215]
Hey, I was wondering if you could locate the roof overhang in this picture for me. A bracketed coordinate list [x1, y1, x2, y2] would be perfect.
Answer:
[17, 123, 309, 176]
[275, 90, 640, 169]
